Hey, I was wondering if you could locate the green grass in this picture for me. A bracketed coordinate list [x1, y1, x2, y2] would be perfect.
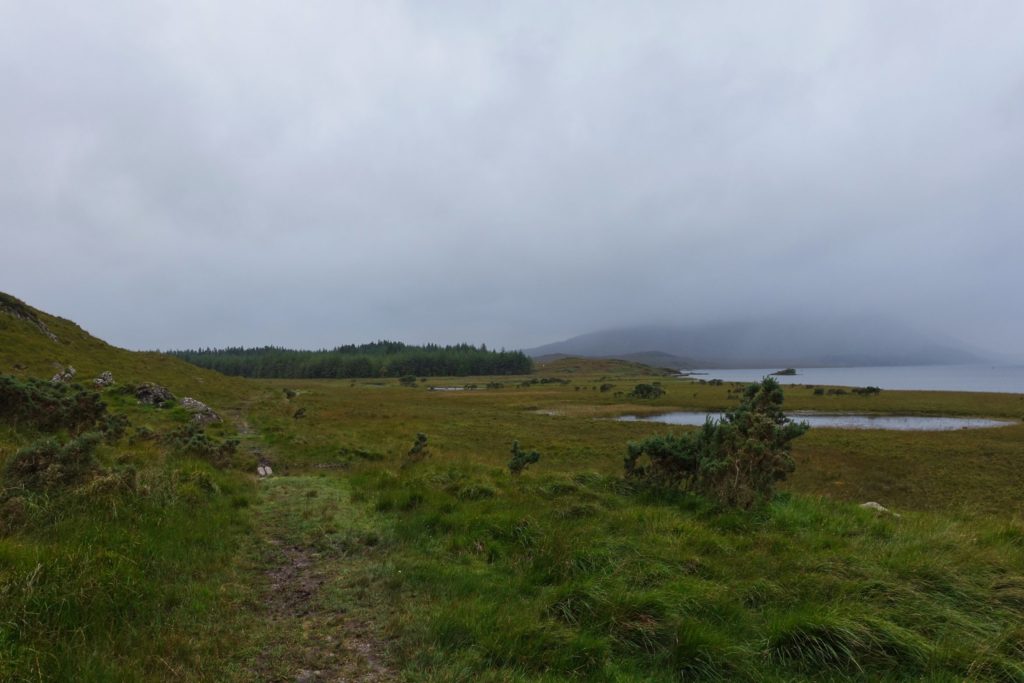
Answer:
[2, 294, 1023, 680]
[332, 462, 1024, 680]
[233, 369, 1024, 680]
[0, 456, 254, 681]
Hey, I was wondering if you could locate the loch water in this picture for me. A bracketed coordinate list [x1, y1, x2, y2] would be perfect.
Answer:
[617, 412, 1013, 431]
[685, 365, 1024, 394]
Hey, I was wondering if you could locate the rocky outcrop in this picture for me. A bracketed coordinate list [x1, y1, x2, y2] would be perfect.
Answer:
[135, 383, 175, 407]
[180, 396, 221, 425]
[50, 366, 76, 384]
[93, 371, 114, 388]
[0, 293, 58, 342]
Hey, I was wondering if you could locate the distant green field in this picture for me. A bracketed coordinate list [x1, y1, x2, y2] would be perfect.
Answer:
[2, 294, 1023, 680]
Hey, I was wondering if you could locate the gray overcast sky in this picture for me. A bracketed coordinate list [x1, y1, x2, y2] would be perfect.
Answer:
[1, 1, 1022, 353]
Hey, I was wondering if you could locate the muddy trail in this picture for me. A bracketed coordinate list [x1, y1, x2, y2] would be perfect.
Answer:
[229, 409, 396, 682]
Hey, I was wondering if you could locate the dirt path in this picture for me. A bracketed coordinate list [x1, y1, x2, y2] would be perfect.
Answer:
[230, 410, 396, 682]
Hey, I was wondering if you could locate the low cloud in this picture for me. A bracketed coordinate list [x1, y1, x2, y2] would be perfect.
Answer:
[1, 2, 1022, 356]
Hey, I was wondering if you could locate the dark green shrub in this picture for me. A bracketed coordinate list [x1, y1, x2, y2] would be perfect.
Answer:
[99, 413, 131, 444]
[624, 378, 809, 508]
[405, 433, 430, 466]
[0, 375, 106, 433]
[600, 383, 615, 392]
[3, 432, 102, 491]
[161, 424, 239, 467]
[508, 441, 540, 476]
[629, 383, 665, 399]
[399, 375, 418, 387]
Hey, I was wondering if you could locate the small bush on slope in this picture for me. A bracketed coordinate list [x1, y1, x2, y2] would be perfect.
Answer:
[625, 377, 809, 508]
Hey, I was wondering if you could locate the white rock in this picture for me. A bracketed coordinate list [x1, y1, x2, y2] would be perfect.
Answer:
[860, 501, 900, 517]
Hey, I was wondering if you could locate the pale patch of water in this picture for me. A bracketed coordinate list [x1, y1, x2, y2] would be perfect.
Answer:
[616, 411, 1014, 431]
[686, 365, 1024, 394]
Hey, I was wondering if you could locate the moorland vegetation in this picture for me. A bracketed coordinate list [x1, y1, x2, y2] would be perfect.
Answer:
[1, 292, 1022, 681]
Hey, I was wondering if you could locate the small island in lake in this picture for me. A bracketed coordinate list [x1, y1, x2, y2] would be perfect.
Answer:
[771, 368, 798, 376]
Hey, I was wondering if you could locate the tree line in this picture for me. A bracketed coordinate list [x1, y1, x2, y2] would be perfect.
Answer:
[168, 342, 533, 379]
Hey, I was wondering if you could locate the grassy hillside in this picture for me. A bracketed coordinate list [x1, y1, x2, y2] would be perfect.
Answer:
[2, 293, 1023, 680]
[0, 292, 258, 680]
[0, 292, 247, 406]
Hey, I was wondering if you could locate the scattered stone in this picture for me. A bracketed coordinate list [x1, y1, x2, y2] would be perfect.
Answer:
[0, 293, 59, 342]
[860, 501, 901, 517]
[181, 396, 221, 425]
[293, 407, 307, 419]
[93, 371, 114, 387]
[257, 465, 273, 477]
[50, 366, 76, 384]
[135, 383, 175, 406]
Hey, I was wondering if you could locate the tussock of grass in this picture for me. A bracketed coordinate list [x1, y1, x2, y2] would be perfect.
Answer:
[337, 461, 1024, 680]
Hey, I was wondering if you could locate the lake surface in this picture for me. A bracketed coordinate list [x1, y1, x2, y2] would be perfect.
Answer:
[684, 365, 1024, 394]
[617, 412, 1014, 431]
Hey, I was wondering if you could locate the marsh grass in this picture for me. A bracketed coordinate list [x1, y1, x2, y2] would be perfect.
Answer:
[347, 465, 1024, 680]
[0, 456, 253, 680]
[3, 295, 1023, 680]
[241, 365, 1024, 680]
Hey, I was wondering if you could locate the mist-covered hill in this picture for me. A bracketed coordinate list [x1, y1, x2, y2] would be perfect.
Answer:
[526, 317, 987, 368]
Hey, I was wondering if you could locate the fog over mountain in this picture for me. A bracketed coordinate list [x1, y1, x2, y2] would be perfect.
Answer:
[526, 316, 988, 369]
[1, 3, 1023, 357]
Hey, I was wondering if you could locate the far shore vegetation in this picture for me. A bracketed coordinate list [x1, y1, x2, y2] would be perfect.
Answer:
[169, 342, 532, 379]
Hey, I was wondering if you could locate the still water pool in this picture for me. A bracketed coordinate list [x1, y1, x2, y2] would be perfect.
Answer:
[616, 412, 1014, 431]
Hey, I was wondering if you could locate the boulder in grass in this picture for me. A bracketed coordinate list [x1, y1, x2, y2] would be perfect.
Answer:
[93, 371, 114, 388]
[135, 383, 175, 407]
[50, 366, 76, 384]
[180, 396, 221, 425]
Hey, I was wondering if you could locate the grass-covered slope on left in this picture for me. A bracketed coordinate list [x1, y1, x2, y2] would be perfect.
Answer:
[0, 291, 246, 404]
[1, 292, 260, 681]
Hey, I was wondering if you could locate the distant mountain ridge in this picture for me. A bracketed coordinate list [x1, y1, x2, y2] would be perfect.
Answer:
[526, 317, 986, 368]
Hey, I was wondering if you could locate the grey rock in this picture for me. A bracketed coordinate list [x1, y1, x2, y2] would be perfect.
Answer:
[181, 396, 221, 425]
[50, 366, 76, 384]
[136, 383, 175, 406]
[93, 371, 114, 387]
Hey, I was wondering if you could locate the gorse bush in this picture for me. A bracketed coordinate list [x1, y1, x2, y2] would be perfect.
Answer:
[160, 424, 239, 467]
[0, 375, 106, 433]
[3, 432, 102, 491]
[404, 432, 430, 466]
[508, 440, 540, 476]
[625, 377, 809, 508]
[629, 383, 664, 399]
